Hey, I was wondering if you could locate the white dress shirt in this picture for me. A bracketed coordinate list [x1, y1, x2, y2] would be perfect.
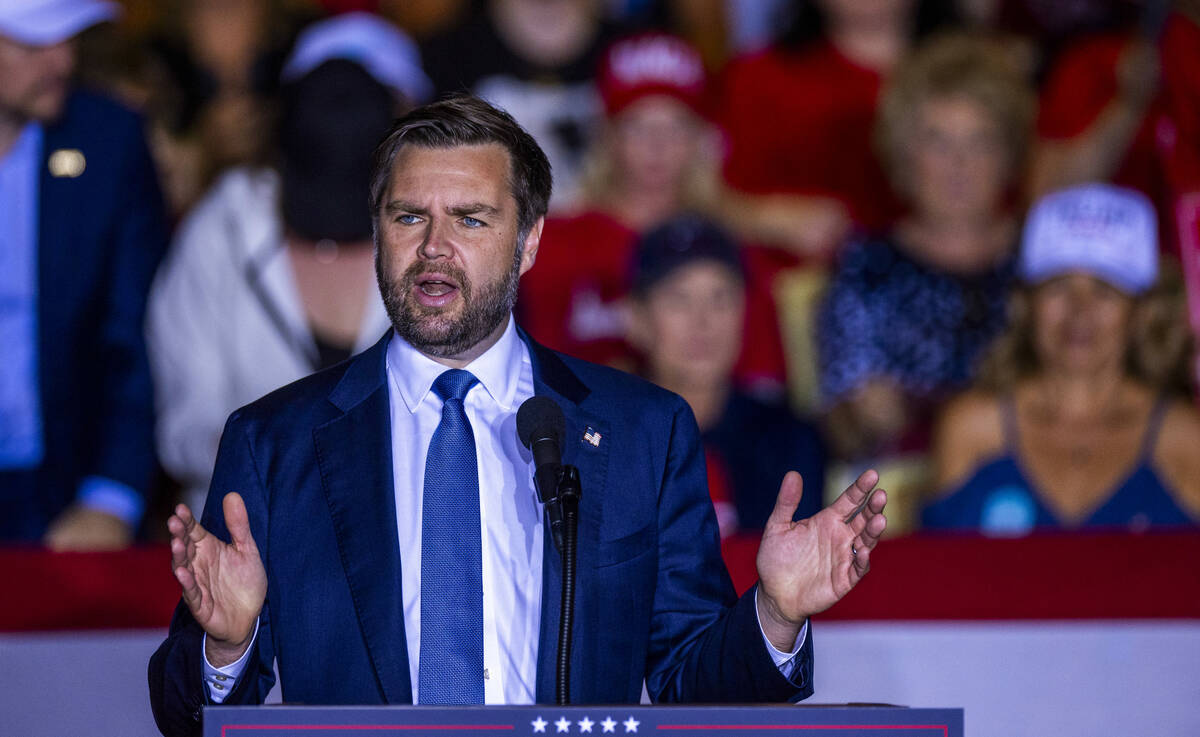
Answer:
[386, 315, 543, 704]
[203, 317, 804, 702]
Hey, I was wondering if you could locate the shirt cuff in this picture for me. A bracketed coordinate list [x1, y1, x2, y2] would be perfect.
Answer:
[76, 476, 144, 528]
[202, 620, 259, 704]
[755, 586, 808, 679]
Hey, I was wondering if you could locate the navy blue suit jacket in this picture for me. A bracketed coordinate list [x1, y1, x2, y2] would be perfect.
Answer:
[148, 331, 813, 736]
[0, 91, 166, 538]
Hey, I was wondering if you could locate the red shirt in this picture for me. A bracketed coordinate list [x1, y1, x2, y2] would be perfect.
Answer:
[518, 211, 636, 368]
[517, 209, 790, 386]
[718, 40, 902, 231]
[1159, 14, 1200, 198]
[704, 447, 738, 539]
[1036, 32, 1167, 201]
[1038, 15, 1200, 253]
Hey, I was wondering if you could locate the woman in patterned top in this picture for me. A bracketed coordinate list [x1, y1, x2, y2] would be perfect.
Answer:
[817, 34, 1034, 462]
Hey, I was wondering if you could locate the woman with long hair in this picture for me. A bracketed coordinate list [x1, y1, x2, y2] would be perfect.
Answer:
[924, 184, 1200, 533]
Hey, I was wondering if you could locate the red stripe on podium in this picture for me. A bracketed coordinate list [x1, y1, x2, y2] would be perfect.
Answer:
[657, 726, 948, 734]
[222, 726, 514, 733]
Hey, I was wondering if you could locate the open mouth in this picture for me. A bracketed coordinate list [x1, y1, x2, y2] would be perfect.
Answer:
[412, 273, 462, 307]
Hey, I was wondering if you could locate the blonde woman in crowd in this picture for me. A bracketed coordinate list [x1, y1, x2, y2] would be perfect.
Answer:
[518, 32, 795, 389]
[818, 33, 1035, 463]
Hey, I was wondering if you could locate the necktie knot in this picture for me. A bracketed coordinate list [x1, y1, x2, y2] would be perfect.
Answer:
[432, 369, 478, 404]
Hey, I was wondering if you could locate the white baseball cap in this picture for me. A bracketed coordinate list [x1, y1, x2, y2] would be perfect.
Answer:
[281, 12, 432, 105]
[1018, 183, 1159, 294]
[0, 0, 119, 46]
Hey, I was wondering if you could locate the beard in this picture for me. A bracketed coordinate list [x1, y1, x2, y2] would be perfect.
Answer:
[377, 242, 523, 359]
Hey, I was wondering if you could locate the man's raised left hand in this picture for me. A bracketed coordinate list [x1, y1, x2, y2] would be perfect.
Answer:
[755, 470, 887, 650]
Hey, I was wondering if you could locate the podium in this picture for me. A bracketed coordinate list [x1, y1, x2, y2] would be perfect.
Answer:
[203, 705, 963, 736]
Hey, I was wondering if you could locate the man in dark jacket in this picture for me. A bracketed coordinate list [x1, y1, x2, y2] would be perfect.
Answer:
[0, 0, 167, 547]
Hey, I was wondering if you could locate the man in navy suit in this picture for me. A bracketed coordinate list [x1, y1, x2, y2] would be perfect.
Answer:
[0, 0, 165, 547]
[148, 97, 887, 736]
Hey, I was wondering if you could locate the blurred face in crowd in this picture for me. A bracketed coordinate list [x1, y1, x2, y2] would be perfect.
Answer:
[183, 0, 270, 84]
[1031, 272, 1135, 378]
[630, 261, 745, 390]
[375, 143, 541, 361]
[816, 0, 914, 30]
[906, 96, 1010, 223]
[0, 35, 75, 124]
[609, 95, 701, 196]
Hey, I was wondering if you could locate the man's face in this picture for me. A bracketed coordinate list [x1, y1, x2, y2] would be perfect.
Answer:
[630, 261, 745, 390]
[375, 143, 542, 362]
[0, 35, 75, 123]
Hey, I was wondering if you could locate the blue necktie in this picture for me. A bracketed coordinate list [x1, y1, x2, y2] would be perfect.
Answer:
[419, 369, 484, 704]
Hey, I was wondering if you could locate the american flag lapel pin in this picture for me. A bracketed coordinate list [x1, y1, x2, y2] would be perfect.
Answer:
[582, 427, 602, 447]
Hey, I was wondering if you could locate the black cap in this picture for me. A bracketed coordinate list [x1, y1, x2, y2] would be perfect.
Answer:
[278, 58, 396, 242]
[630, 214, 744, 296]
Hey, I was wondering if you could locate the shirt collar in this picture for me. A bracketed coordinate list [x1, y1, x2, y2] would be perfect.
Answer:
[386, 314, 524, 413]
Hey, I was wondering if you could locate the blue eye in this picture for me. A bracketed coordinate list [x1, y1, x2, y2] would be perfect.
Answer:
[462, 216, 484, 228]
[396, 214, 421, 225]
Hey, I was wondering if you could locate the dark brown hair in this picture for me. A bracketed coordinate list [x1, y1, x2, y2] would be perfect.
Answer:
[369, 95, 552, 240]
[977, 263, 1195, 396]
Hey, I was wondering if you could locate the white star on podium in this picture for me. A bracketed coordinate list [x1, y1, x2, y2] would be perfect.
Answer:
[531, 716, 548, 733]
[555, 717, 572, 733]
[600, 716, 617, 733]
[578, 716, 595, 733]
[623, 716, 640, 733]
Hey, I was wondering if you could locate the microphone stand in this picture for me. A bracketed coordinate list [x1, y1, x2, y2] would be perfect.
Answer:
[553, 465, 582, 706]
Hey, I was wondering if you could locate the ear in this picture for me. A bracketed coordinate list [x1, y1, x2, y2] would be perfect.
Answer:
[518, 217, 545, 276]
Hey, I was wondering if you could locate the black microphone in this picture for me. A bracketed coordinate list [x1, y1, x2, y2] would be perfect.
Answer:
[517, 395, 581, 705]
[517, 396, 567, 550]
[517, 396, 566, 505]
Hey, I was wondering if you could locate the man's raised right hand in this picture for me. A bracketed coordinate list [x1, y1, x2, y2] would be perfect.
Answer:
[168, 492, 267, 667]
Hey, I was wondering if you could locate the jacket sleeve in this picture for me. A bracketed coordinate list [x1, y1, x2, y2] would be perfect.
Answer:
[148, 410, 278, 737]
[644, 398, 814, 704]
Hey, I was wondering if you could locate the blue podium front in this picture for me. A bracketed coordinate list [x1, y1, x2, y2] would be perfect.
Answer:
[203, 705, 963, 736]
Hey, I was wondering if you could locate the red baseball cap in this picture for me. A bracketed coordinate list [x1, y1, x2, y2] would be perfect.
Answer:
[596, 32, 707, 118]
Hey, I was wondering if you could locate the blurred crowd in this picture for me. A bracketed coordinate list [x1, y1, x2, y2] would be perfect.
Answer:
[2, 0, 1200, 552]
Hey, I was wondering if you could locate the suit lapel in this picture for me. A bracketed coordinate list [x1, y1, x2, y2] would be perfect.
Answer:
[523, 333, 609, 703]
[314, 334, 413, 703]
